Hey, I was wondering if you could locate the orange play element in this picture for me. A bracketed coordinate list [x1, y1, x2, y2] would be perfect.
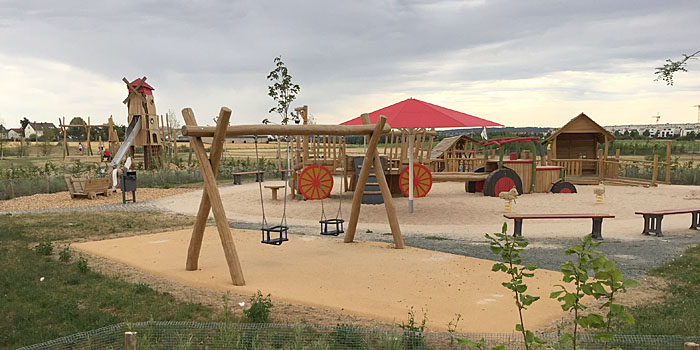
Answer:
[298, 165, 334, 200]
[399, 164, 433, 197]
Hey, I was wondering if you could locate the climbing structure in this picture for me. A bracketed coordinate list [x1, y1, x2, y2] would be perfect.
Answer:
[122, 77, 162, 169]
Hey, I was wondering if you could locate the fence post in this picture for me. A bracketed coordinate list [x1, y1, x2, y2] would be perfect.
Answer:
[651, 154, 659, 186]
[665, 140, 671, 184]
[685, 342, 699, 350]
[124, 331, 137, 350]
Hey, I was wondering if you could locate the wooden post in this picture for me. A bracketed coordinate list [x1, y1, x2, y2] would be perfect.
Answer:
[61, 117, 67, 158]
[345, 114, 387, 243]
[185, 107, 231, 271]
[603, 135, 609, 159]
[552, 137, 557, 160]
[86, 117, 91, 156]
[124, 332, 137, 350]
[651, 154, 659, 186]
[183, 107, 245, 286]
[685, 342, 699, 350]
[597, 149, 604, 180]
[665, 140, 671, 183]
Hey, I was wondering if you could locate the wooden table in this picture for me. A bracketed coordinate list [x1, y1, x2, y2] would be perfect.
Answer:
[264, 185, 286, 200]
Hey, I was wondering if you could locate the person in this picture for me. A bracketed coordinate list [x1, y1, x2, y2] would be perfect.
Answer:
[78, 142, 84, 155]
[104, 148, 111, 161]
[111, 156, 132, 191]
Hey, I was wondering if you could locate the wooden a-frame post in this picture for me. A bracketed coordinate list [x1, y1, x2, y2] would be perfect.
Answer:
[182, 107, 245, 286]
[344, 114, 404, 248]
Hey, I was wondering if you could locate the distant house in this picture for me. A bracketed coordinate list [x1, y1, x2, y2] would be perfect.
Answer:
[24, 122, 58, 139]
[0, 125, 7, 139]
[8, 128, 24, 140]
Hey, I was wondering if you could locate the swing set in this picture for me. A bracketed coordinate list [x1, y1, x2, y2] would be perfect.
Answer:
[181, 107, 403, 286]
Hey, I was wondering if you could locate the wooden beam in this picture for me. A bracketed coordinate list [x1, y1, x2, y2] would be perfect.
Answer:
[345, 114, 387, 243]
[182, 107, 245, 286]
[186, 107, 232, 271]
[182, 123, 391, 137]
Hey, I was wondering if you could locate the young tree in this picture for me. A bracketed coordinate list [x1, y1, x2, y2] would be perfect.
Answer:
[266, 56, 301, 125]
[655, 50, 700, 85]
[19, 117, 30, 130]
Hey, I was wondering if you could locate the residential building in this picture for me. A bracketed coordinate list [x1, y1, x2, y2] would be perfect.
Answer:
[605, 122, 700, 139]
[24, 122, 58, 139]
[8, 128, 24, 140]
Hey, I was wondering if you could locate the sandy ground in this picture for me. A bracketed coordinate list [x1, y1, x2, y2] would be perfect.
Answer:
[74, 227, 570, 333]
[152, 179, 700, 240]
[0, 188, 192, 211]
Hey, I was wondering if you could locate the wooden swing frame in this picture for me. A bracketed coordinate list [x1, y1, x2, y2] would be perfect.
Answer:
[181, 107, 403, 286]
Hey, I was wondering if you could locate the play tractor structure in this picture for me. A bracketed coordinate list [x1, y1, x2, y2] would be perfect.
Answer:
[399, 137, 577, 197]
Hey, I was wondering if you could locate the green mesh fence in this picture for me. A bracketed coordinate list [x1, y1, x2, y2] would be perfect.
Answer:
[17, 321, 700, 350]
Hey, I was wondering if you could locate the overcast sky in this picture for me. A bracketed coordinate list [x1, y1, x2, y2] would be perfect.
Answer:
[1, 0, 699, 129]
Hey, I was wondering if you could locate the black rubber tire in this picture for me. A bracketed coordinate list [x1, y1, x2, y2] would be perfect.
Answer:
[465, 166, 486, 193]
[550, 181, 577, 193]
[483, 168, 523, 197]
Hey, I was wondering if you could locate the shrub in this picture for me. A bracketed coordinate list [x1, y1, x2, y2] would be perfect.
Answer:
[58, 245, 71, 262]
[243, 290, 273, 323]
[34, 240, 53, 256]
[76, 256, 89, 273]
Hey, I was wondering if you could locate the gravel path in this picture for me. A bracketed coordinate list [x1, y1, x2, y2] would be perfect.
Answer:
[0, 201, 168, 215]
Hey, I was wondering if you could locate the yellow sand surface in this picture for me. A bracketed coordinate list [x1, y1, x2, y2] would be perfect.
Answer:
[74, 227, 567, 333]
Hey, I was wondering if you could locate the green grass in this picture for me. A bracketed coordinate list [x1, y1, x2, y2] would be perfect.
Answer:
[618, 244, 700, 336]
[0, 211, 221, 349]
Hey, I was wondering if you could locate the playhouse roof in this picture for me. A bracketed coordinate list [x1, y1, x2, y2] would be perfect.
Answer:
[129, 78, 154, 95]
[544, 113, 615, 143]
[340, 98, 502, 128]
[430, 135, 480, 159]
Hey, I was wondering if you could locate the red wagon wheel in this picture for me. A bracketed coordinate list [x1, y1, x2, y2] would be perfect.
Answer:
[399, 164, 433, 197]
[298, 165, 334, 200]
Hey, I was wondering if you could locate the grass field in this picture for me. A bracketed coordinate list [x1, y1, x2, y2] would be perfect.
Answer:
[620, 244, 700, 336]
[0, 211, 223, 349]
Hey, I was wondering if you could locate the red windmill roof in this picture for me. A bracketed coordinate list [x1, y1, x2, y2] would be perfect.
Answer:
[340, 98, 502, 128]
[129, 78, 154, 95]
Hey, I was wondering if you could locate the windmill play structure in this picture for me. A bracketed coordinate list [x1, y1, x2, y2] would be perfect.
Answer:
[109, 77, 163, 169]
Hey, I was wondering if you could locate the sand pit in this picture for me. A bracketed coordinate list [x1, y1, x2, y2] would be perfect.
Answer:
[74, 227, 569, 333]
[152, 180, 700, 240]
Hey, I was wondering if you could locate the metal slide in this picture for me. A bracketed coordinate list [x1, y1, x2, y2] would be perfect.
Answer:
[109, 116, 141, 168]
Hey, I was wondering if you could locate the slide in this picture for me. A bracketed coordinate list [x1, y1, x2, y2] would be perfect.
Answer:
[109, 116, 141, 168]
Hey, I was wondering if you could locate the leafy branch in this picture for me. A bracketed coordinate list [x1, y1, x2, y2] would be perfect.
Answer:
[654, 50, 700, 85]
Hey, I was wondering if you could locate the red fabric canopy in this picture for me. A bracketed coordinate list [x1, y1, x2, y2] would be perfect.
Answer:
[340, 98, 502, 128]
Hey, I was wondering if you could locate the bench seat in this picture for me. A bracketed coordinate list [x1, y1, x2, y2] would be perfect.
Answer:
[232, 171, 265, 184]
[635, 208, 700, 237]
[504, 213, 615, 240]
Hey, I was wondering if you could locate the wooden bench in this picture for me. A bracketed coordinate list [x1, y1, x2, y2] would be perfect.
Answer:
[232, 171, 265, 185]
[64, 175, 111, 199]
[264, 185, 285, 200]
[635, 208, 700, 237]
[504, 213, 615, 240]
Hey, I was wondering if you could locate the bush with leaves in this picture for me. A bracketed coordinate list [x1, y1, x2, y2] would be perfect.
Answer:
[550, 234, 639, 350]
[243, 290, 273, 323]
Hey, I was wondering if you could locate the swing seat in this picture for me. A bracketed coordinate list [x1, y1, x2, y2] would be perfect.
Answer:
[320, 218, 345, 236]
[261, 225, 289, 245]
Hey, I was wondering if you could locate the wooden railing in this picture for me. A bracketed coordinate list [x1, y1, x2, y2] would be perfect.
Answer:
[550, 159, 583, 177]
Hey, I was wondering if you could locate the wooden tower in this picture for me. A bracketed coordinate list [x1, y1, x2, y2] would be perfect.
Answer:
[123, 77, 162, 169]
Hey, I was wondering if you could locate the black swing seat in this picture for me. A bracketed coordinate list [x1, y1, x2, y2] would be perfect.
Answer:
[320, 218, 345, 236]
[261, 225, 289, 245]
